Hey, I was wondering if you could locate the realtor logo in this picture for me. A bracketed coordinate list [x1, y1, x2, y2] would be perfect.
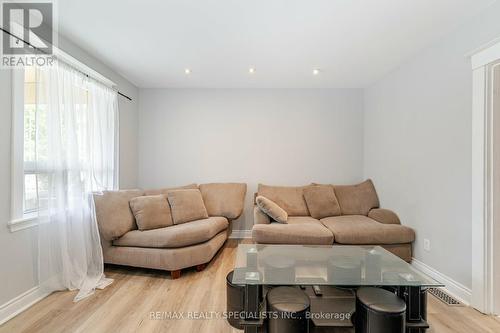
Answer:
[1, 1, 56, 67]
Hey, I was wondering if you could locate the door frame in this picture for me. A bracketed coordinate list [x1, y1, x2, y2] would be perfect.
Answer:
[471, 39, 500, 314]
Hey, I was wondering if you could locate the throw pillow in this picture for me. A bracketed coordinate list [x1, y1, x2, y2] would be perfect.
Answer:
[303, 185, 341, 219]
[256, 196, 288, 223]
[129, 195, 173, 230]
[167, 189, 209, 224]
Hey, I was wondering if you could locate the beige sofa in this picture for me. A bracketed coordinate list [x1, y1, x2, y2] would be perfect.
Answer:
[94, 183, 246, 278]
[252, 180, 415, 262]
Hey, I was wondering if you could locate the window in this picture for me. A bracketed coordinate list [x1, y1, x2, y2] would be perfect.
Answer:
[13, 66, 93, 214]
[23, 66, 49, 214]
[10, 66, 96, 229]
[10, 66, 68, 227]
[21, 67, 90, 215]
[9, 50, 118, 232]
[10, 67, 39, 229]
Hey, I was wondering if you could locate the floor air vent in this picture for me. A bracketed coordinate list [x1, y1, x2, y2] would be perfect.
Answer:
[428, 288, 463, 306]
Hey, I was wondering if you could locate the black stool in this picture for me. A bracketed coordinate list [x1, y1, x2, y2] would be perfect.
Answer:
[226, 270, 244, 329]
[355, 287, 406, 333]
[267, 286, 310, 333]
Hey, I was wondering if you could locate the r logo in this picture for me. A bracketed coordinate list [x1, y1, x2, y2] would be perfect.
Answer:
[2, 2, 53, 55]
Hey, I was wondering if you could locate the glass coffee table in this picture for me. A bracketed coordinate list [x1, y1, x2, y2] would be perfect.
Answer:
[232, 244, 443, 333]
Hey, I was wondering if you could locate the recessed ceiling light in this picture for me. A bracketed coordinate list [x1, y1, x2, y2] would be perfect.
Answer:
[249, 67, 256, 74]
[184, 68, 191, 74]
[313, 68, 320, 75]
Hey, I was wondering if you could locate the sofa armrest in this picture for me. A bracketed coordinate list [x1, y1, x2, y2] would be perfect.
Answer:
[254, 206, 271, 225]
[368, 208, 401, 225]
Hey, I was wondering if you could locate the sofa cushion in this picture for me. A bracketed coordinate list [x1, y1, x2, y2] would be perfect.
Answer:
[334, 179, 380, 216]
[257, 184, 309, 216]
[303, 185, 341, 219]
[199, 183, 247, 219]
[252, 219, 334, 245]
[105, 232, 227, 271]
[144, 184, 198, 196]
[256, 196, 288, 223]
[320, 215, 415, 245]
[167, 189, 209, 224]
[94, 189, 144, 240]
[129, 195, 172, 230]
[113, 217, 228, 248]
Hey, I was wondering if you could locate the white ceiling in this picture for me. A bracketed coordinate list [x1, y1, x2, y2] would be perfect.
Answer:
[58, 0, 496, 88]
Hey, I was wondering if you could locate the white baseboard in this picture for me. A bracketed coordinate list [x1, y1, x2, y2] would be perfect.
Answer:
[0, 286, 50, 325]
[411, 258, 471, 305]
[229, 230, 252, 239]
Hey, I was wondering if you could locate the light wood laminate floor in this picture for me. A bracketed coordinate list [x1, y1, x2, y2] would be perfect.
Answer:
[1, 240, 500, 333]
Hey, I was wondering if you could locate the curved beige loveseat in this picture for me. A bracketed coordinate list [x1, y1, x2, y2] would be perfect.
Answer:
[94, 183, 246, 278]
[252, 180, 415, 262]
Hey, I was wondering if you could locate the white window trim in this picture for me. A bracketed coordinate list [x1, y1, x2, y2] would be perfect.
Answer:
[7, 212, 39, 233]
[470, 38, 500, 314]
[8, 48, 117, 233]
[9, 69, 28, 232]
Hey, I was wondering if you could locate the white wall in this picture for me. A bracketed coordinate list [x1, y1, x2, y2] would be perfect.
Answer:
[138, 89, 364, 230]
[363, 1, 500, 290]
[0, 34, 139, 307]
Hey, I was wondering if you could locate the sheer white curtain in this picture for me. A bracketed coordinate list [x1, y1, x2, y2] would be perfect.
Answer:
[36, 60, 118, 301]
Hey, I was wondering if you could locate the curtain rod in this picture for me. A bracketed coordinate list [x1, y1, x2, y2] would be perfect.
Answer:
[0, 27, 133, 101]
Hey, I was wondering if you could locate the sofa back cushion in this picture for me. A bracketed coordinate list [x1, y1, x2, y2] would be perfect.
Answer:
[167, 189, 209, 224]
[94, 189, 144, 240]
[129, 195, 173, 230]
[334, 179, 380, 216]
[144, 184, 198, 196]
[199, 183, 247, 220]
[257, 184, 309, 216]
[303, 185, 341, 219]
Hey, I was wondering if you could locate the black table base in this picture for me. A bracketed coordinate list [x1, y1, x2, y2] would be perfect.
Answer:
[240, 285, 430, 333]
[398, 286, 429, 333]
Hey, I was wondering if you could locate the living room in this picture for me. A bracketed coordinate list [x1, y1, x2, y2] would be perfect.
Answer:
[1, 1, 500, 332]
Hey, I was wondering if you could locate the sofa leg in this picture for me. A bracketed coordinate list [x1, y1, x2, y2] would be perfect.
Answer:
[171, 270, 181, 279]
[196, 264, 207, 272]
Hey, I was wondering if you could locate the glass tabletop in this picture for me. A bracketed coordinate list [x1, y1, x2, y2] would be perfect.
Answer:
[232, 244, 443, 287]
